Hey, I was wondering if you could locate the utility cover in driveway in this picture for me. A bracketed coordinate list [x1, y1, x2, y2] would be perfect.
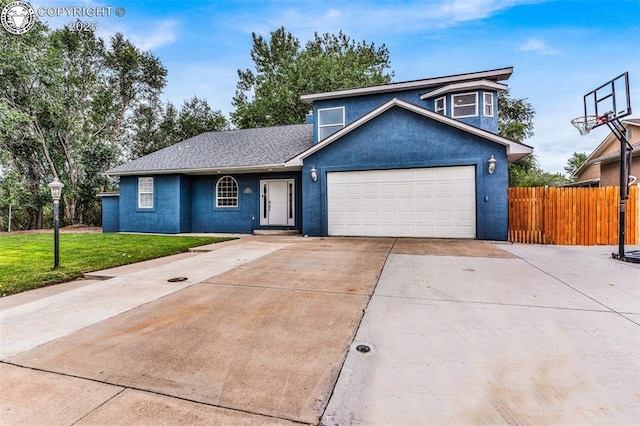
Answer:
[327, 166, 476, 238]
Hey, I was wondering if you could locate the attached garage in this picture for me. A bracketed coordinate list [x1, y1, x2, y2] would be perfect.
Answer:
[327, 166, 476, 238]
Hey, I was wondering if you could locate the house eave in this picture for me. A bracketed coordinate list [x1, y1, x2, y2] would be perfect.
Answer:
[286, 98, 532, 166]
[420, 80, 508, 100]
[105, 163, 300, 177]
[300, 67, 514, 103]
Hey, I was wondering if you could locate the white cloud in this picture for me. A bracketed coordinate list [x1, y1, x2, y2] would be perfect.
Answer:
[518, 37, 560, 55]
[231, 0, 546, 38]
[127, 20, 178, 51]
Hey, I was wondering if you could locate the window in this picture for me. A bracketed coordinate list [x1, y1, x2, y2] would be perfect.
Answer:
[138, 177, 154, 208]
[435, 97, 446, 115]
[452, 92, 478, 118]
[627, 127, 633, 140]
[484, 93, 494, 117]
[318, 107, 345, 140]
[216, 176, 238, 207]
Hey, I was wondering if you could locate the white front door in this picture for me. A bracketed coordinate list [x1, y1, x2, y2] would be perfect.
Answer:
[260, 180, 295, 226]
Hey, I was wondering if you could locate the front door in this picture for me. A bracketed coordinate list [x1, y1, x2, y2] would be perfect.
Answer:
[260, 179, 295, 226]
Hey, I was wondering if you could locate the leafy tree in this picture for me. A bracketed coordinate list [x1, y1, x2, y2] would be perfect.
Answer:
[129, 97, 228, 158]
[564, 151, 588, 178]
[497, 90, 541, 186]
[103, 33, 167, 146]
[0, 12, 169, 227]
[232, 27, 393, 128]
[177, 96, 228, 140]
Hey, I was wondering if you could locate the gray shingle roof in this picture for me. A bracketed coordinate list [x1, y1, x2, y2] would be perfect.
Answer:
[106, 124, 313, 175]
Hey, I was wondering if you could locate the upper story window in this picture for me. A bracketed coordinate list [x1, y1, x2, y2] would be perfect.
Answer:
[484, 93, 494, 117]
[216, 176, 238, 207]
[435, 97, 446, 115]
[138, 177, 154, 208]
[452, 92, 478, 118]
[318, 107, 345, 140]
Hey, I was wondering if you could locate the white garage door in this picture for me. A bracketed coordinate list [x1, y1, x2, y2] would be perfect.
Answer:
[327, 166, 476, 238]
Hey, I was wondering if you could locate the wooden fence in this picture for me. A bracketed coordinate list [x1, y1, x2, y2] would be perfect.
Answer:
[508, 186, 639, 245]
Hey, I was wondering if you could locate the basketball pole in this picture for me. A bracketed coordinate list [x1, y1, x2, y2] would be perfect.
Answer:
[606, 118, 632, 261]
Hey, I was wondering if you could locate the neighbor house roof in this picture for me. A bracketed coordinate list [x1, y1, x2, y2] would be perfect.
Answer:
[285, 98, 533, 165]
[300, 67, 513, 103]
[573, 118, 640, 178]
[105, 124, 313, 176]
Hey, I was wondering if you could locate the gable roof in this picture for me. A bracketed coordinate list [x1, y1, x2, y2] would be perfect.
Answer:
[300, 67, 513, 103]
[573, 118, 640, 178]
[106, 124, 313, 176]
[285, 98, 533, 166]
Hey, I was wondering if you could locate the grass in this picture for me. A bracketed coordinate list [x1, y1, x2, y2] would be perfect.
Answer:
[0, 233, 234, 296]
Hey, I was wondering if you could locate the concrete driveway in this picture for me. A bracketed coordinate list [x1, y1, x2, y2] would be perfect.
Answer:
[324, 242, 640, 425]
[1, 237, 639, 425]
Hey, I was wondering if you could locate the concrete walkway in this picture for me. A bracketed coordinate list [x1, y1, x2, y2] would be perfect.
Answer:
[1, 238, 639, 425]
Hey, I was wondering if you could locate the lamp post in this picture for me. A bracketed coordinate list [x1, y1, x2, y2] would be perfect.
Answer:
[48, 178, 64, 269]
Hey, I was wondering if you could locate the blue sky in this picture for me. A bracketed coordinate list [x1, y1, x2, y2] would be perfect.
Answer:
[31, 0, 640, 174]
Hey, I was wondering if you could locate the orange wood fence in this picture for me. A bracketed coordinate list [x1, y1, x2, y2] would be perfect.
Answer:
[508, 186, 639, 245]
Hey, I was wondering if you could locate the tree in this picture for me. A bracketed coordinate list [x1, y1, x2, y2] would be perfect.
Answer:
[497, 90, 540, 186]
[129, 97, 228, 158]
[177, 96, 228, 140]
[564, 152, 588, 178]
[0, 13, 168, 227]
[498, 90, 535, 143]
[231, 27, 393, 128]
[103, 33, 167, 147]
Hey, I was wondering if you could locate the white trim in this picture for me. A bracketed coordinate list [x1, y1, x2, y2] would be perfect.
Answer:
[484, 92, 494, 117]
[421, 80, 507, 100]
[300, 67, 513, 103]
[452, 92, 478, 118]
[137, 177, 153, 209]
[435, 96, 446, 115]
[216, 175, 239, 208]
[318, 106, 345, 140]
[285, 98, 533, 165]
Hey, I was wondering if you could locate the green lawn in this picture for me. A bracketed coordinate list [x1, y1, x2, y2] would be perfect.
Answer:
[0, 233, 234, 296]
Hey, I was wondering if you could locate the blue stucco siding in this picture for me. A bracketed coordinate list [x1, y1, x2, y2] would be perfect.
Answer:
[101, 195, 119, 232]
[119, 174, 191, 234]
[179, 176, 192, 233]
[312, 88, 499, 143]
[312, 88, 427, 143]
[191, 172, 302, 233]
[302, 106, 509, 240]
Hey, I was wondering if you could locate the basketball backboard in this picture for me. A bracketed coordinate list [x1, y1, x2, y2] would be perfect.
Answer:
[582, 72, 631, 128]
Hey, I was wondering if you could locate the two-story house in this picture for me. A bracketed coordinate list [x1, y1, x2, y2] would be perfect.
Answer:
[102, 67, 533, 240]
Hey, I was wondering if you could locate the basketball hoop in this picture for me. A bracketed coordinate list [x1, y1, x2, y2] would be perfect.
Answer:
[571, 114, 607, 135]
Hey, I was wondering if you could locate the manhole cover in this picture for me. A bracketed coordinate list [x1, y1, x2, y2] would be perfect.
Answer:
[167, 277, 188, 282]
[356, 344, 371, 353]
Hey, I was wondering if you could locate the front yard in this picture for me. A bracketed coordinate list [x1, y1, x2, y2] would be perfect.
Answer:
[0, 233, 233, 296]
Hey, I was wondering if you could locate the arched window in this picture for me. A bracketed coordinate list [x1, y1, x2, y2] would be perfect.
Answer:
[216, 176, 238, 207]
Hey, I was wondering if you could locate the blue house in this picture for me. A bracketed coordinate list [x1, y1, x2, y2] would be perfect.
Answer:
[103, 67, 532, 240]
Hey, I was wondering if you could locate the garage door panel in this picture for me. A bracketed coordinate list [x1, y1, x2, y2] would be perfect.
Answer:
[327, 166, 476, 238]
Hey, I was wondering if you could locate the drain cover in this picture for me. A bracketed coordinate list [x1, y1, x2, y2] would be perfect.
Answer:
[356, 344, 371, 353]
[167, 277, 188, 282]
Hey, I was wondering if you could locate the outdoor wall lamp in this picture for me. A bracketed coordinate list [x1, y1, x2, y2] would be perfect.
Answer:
[310, 166, 318, 182]
[48, 177, 64, 269]
[488, 155, 497, 174]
